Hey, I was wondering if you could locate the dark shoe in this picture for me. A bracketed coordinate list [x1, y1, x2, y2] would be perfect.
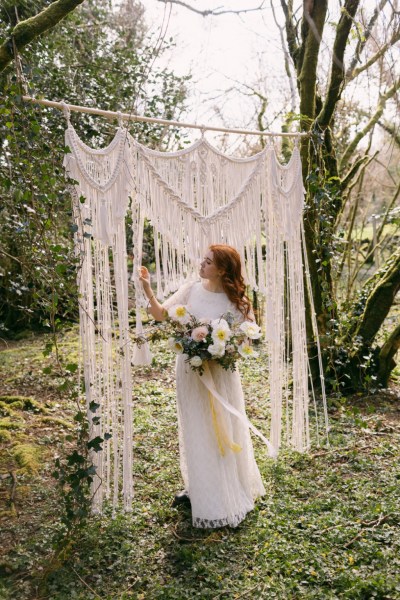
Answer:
[171, 490, 191, 507]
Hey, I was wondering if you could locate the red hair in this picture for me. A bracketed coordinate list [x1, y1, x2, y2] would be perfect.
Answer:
[209, 244, 252, 320]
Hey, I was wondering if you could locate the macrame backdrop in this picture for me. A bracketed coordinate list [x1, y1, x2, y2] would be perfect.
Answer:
[64, 118, 328, 513]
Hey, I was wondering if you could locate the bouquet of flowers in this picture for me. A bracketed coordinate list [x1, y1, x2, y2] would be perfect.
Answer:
[165, 304, 262, 375]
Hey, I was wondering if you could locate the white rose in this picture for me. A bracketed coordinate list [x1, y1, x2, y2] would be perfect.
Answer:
[189, 356, 203, 367]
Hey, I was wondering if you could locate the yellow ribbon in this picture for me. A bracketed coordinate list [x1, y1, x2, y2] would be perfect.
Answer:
[208, 391, 242, 457]
[199, 362, 277, 459]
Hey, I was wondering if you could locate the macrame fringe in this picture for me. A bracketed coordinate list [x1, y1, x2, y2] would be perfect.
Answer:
[64, 125, 329, 513]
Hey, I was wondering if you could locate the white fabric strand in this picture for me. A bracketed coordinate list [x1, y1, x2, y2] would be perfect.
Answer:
[64, 125, 328, 513]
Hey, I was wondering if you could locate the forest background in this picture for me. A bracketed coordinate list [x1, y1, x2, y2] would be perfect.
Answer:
[0, 1, 399, 599]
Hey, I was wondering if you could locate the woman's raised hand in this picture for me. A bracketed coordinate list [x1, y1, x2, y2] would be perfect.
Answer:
[138, 266, 165, 320]
[138, 265, 149, 280]
[138, 266, 151, 289]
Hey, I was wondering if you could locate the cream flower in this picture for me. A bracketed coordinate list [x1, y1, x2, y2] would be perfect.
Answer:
[211, 318, 232, 343]
[189, 356, 203, 367]
[208, 342, 226, 358]
[238, 342, 259, 358]
[239, 321, 262, 340]
[191, 325, 209, 342]
[167, 337, 184, 353]
[168, 304, 190, 324]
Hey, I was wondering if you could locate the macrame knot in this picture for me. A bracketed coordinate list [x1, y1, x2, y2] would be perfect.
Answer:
[117, 111, 123, 128]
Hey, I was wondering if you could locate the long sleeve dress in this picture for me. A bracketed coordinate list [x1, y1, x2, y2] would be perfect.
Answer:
[163, 280, 265, 528]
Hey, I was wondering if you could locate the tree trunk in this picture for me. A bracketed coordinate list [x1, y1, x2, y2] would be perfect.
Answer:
[297, 2, 328, 335]
[377, 323, 400, 387]
[350, 249, 400, 345]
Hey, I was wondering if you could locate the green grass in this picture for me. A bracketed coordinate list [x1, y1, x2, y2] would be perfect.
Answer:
[0, 334, 400, 599]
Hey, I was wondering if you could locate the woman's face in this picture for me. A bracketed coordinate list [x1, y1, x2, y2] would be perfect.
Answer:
[199, 250, 221, 281]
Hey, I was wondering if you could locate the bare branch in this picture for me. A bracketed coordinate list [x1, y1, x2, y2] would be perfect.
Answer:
[346, 0, 389, 78]
[340, 77, 400, 168]
[271, 0, 297, 112]
[348, 26, 400, 81]
[377, 118, 400, 147]
[376, 179, 400, 242]
[279, 0, 300, 69]
[317, 0, 360, 130]
[340, 151, 374, 191]
[155, 0, 266, 17]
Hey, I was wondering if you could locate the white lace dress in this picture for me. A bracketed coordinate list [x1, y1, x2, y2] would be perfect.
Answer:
[163, 281, 265, 528]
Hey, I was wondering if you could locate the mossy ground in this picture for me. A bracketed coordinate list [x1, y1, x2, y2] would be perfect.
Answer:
[0, 330, 399, 599]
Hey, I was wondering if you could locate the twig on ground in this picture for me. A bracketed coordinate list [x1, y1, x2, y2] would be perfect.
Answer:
[119, 577, 140, 595]
[233, 583, 261, 598]
[170, 523, 206, 543]
[343, 513, 390, 548]
[71, 567, 103, 599]
[312, 443, 376, 458]
[320, 513, 392, 538]
[312, 445, 355, 457]
[170, 521, 225, 544]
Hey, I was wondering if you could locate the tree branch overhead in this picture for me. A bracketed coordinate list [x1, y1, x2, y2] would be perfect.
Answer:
[0, 0, 85, 72]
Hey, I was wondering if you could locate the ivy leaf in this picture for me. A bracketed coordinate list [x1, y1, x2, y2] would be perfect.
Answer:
[89, 400, 100, 413]
[88, 436, 104, 452]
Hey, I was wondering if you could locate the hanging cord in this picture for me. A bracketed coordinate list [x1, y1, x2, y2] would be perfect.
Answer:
[61, 101, 71, 127]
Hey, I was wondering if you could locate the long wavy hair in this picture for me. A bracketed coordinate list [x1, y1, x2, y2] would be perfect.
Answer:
[209, 244, 252, 320]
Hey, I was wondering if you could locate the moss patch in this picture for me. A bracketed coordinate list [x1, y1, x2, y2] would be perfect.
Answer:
[0, 417, 24, 430]
[0, 395, 47, 413]
[12, 444, 42, 473]
[0, 429, 12, 442]
[40, 416, 72, 429]
[0, 401, 19, 417]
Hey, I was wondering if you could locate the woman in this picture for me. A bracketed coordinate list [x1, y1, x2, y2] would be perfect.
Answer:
[139, 244, 265, 528]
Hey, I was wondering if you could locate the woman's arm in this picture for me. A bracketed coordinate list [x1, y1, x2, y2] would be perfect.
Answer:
[138, 267, 166, 321]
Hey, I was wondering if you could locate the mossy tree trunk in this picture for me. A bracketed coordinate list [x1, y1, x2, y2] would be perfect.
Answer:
[0, 0, 85, 73]
[344, 250, 400, 389]
[378, 324, 400, 388]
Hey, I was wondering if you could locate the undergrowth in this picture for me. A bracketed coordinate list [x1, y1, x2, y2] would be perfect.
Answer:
[0, 331, 399, 599]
